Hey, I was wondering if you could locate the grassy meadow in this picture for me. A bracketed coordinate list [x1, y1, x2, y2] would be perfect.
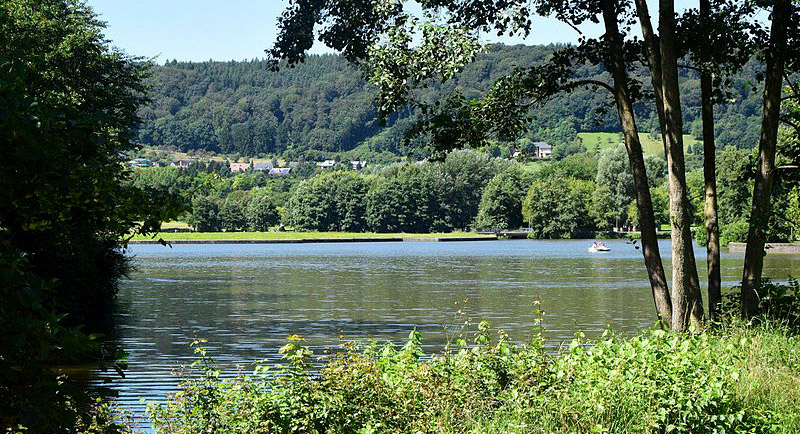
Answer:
[578, 132, 701, 156]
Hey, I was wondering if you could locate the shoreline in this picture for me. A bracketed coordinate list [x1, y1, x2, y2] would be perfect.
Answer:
[128, 235, 500, 245]
[728, 242, 800, 254]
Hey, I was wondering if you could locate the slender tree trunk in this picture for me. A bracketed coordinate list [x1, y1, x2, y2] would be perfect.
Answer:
[602, 0, 673, 326]
[633, 0, 669, 158]
[741, 0, 791, 318]
[699, 0, 722, 321]
[659, 0, 705, 331]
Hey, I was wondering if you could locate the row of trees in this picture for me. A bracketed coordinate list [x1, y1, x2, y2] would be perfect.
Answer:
[286, 151, 505, 232]
[128, 160, 305, 209]
[129, 142, 790, 244]
[133, 140, 793, 241]
[269, 0, 799, 330]
[190, 194, 280, 232]
[258, 145, 784, 239]
[480, 145, 789, 240]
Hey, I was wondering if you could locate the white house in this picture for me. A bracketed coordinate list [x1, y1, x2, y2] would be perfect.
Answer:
[269, 167, 292, 175]
[533, 142, 552, 159]
[350, 160, 368, 170]
[170, 159, 194, 168]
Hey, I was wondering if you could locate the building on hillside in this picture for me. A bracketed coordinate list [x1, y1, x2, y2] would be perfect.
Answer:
[269, 167, 292, 176]
[350, 160, 368, 170]
[253, 162, 274, 172]
[128, 158, 152, 167]
[287, 161, 301, 169]
[533, 142, 552, 159]
[170, 159, 194, 168]
[230, 162, 250, 172]
[318, 160, 337, 169]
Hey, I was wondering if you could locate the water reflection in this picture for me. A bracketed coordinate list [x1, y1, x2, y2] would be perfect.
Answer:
[99, 239, 799, 421]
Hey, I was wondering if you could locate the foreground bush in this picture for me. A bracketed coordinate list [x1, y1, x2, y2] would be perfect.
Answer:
[148, 321, 800, 434]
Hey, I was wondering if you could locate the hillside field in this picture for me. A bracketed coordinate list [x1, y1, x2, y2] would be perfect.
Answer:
[578, 132, 701, 156]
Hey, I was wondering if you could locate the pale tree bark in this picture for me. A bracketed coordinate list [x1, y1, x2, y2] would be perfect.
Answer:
[659, 0, 705, 331]
[601, 0, 673, 326]
[699, 0, 722, 320]
[633, 0, 669, 158]
[741, 0, 792, 318]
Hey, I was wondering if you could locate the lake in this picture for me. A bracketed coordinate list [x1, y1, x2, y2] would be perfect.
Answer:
[97, 239, 799, 422]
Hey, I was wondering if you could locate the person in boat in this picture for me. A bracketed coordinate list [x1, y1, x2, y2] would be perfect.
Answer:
[592, 241, 599, 249]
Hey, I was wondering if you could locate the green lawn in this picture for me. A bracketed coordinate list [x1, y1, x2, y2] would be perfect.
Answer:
[578, 132, 701, 156]
[131, 231, 495, 242]
[159, 220, 192, 230]
[520, 160, 548, 173]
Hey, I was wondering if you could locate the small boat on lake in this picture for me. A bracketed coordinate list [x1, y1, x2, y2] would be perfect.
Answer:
[588, 242, 610, 252]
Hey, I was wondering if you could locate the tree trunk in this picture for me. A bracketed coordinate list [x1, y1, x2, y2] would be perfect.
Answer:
[633, 0, 669, 159]
[602, 0, 673, 326]
[699, 0, 722, 321]
[741, 0, 791, 318]
[659, 0, 705, 331]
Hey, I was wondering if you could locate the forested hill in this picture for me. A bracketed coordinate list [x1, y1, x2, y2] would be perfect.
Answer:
[136, 44, 765, 158]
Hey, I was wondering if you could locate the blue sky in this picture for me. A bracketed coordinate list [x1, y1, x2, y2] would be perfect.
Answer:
[86, 1, 607, 62]
[86, 1, 694, 63]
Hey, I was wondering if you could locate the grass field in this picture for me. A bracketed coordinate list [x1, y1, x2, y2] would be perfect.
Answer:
[130, 231, 495, 242]
[159, 221, 192, 230]
[578, 132, 701, 156]
[520, 160, 549, 173]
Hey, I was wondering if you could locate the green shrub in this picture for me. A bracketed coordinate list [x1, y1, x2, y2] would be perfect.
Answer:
[720, 219, 750, 246]
[697, 219, 754, 247]
[722, 278, 800, 329]
[695, 225, 708, 245]
[147, 323, 800, 433]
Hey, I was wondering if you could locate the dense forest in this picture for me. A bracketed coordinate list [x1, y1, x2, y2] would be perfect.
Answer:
[136, 44, 766, 158]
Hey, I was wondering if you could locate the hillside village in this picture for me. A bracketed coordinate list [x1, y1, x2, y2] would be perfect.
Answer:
[127, 141, 556, 174]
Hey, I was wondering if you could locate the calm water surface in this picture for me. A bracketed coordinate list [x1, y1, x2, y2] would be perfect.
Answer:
[99, 239, 799, 421]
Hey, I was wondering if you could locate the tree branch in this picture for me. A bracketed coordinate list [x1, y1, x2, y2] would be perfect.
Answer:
[561, 79, 616, 94]
[780, 116, 800, 131]
[565, 20, 584, 35]
[516, 79, 615, 110]
[784, 72, 800, 97]
[678, 63, 701, 72]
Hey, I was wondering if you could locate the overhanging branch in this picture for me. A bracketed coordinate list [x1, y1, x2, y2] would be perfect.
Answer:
[516, 79, 615, 110]
[561, 79, 616, 94]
